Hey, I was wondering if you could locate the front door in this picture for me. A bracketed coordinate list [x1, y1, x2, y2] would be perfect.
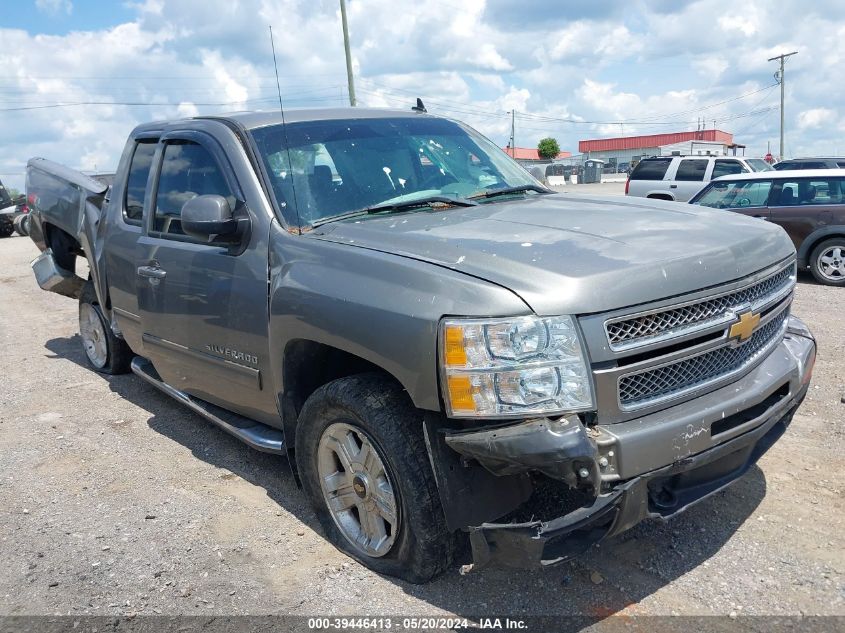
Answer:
[136, 131, 276, 424]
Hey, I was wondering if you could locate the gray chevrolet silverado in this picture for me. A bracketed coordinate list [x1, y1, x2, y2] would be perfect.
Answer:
[26, 108, 816, 582]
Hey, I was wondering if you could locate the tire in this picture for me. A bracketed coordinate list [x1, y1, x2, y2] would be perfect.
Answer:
[79, 281, 133, 374]
[0, 218, 13, 237]
[809, 237, 845, 286]
[296, 373, 453, 583]
[13, 214, 30, 237]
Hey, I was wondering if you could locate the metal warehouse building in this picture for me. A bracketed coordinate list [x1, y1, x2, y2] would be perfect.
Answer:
[578, 130, 738, 172]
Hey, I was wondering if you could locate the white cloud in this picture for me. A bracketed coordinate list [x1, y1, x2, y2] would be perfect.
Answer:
[718, 15, 758, 37]
[797, 108, 836, 130]
[692, 55, 729, 79]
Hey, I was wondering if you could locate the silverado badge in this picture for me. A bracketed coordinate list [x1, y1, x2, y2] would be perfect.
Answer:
[729, 310, 761, 343]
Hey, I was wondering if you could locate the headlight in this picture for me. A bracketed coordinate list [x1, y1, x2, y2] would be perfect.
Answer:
[439, 315, 594, 418]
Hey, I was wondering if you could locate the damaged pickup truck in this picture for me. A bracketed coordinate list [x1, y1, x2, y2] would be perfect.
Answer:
[26, 107, 816, 582]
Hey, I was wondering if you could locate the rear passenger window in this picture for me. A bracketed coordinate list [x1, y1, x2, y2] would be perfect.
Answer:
[124, 140, 157, 225]
[153, 141, 236, 237]
[712, 160, 747, 179]
[675, 159, 708, 181]
[794, 178, 843, 205]
[629, 158, 671, 180]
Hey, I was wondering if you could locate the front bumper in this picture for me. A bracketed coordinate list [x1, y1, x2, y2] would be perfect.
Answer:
[444, 316, 815, 568]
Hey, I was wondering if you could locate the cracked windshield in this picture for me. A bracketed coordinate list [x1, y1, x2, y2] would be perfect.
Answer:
[250, 116, 539, 226]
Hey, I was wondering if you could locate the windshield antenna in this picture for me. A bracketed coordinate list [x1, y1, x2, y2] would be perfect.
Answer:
[269, 25, 302, 231]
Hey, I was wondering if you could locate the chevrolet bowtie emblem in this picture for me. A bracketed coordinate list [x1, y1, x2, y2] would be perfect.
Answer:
[729, 310, 761, 342]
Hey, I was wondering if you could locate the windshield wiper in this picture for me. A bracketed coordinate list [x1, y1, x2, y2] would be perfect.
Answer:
[309, 195, 477, 228]
[468, 184, 552, 200]
[361, 195, 478, 214]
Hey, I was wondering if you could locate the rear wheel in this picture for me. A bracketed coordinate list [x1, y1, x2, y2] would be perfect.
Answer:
[79, 281, 133, 374]
[809, 238, 845, 286]
[0, 217, 13, 237]
[296, 373, 453, 583]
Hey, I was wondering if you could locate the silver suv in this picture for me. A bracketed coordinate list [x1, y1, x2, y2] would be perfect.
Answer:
[626, 155, 773, 202]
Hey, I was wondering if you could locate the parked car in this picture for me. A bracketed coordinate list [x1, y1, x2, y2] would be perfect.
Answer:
[0, 178, 26, 238]
[773, 157, 845, 171]
[626, 155, 773, 202]
[25, 108, 815, 582]
[690, 168, 845, 286]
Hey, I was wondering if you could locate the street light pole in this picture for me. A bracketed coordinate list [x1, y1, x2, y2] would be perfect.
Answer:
[768, 51, 797, 161]
[340, 0, 356, 106]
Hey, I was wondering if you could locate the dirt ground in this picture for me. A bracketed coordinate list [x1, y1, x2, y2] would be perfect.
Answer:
[0, 231, 843, 623]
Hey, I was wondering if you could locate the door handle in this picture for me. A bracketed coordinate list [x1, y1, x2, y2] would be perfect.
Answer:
[669, 184, 678, 188]
[137, 265, 167, 280]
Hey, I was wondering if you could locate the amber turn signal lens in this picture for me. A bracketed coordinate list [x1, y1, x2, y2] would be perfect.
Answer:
[446, 375, 475, 411]
[444, 325, 468, 367]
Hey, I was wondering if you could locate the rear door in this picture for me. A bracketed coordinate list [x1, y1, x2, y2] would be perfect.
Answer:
[103, 135, 159, 352]
[136, 128, 277, 423]
[768, 176, 844, 251]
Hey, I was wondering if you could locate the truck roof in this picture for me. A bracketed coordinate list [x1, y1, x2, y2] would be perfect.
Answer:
[712, 168, 845, 181]
[134, 107, 430, 134]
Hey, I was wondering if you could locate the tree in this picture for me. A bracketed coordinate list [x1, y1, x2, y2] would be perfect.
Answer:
[537, 137, 561, 160]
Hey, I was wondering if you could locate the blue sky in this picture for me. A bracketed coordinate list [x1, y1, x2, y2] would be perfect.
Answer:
[1, 0, 842, 190]
[4, 0, 135, 34]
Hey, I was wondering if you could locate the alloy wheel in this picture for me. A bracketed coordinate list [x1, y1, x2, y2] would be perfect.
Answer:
[317, 422, 399, 558]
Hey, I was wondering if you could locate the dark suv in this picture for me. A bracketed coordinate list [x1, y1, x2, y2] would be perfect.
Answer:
[690, 169, 845, 285]
[774, 157, 845, 171]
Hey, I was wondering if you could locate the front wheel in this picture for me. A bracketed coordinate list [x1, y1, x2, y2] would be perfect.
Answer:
[296, 373, 453, 583]
[810, 238, 845, 286]
[79, 281, 133, 374]
[0, 218, 13, 237]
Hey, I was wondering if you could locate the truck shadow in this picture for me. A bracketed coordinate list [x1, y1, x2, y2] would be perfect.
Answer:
[45, 334, 768, 620]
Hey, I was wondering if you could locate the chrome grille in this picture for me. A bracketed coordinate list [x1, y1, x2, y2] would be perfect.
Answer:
[618, 308, 789, 409]
[606, 265, 793, 349]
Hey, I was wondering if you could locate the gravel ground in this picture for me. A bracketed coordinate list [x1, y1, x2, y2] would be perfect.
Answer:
[0, 232, 843, 622]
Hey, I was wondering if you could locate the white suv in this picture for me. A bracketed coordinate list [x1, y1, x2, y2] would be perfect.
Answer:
[625, 155, 773, 202]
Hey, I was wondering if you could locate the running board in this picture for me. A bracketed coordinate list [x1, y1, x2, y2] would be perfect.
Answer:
[130, 356, 285, 454]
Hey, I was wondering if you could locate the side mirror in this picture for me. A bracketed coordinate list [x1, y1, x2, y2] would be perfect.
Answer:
[181, 195, 242, 242]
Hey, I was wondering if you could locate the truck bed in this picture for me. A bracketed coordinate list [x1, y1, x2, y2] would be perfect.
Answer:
[26, 158, 114, 299]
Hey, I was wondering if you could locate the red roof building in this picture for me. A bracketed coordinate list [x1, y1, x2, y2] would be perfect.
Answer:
[502, 147, 572, 161]
[579, 130, 733, 153]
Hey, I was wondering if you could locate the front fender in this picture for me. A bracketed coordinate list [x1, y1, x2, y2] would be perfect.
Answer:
[266, 220, 531, 413]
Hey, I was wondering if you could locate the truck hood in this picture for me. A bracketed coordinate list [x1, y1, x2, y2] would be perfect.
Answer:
[308, 193, 795, 315]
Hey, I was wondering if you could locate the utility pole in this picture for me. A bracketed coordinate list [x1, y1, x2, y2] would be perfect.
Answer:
[509, 110, 515, 157]
[339, 0, 356, 106]
[768, 51, 797, 160]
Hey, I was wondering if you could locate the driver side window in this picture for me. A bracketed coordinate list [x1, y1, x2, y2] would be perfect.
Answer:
[153, 141, 235, 237]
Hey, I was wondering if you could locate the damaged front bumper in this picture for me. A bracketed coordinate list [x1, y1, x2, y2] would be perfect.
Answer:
[438, 316, 816, 569]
